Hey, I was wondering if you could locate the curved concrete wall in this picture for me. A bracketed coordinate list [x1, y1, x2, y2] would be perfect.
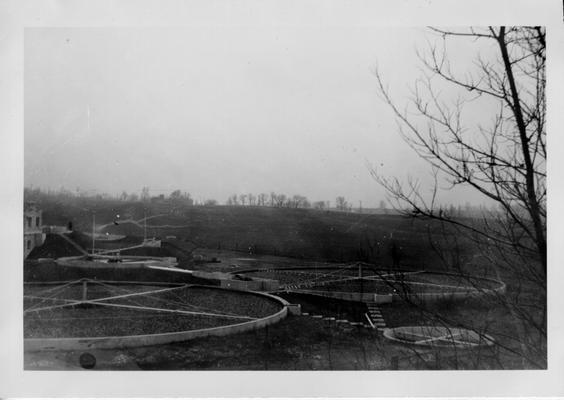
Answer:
[392, 274, 507, 305]
[56, 256, 176, 269]
[382, 326, 495, 348]
[25, 287, 289, 351]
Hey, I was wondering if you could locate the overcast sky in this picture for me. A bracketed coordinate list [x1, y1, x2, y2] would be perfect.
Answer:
[25, 27, 496, 207]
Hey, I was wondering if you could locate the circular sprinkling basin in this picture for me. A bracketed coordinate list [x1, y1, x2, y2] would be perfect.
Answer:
[237, 265, 506, 304]
[24, 280, 288, 351]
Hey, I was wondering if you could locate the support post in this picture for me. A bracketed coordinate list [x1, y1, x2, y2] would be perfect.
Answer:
[82, 280, 88, 301]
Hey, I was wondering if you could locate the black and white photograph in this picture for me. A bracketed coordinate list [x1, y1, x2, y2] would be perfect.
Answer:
[2, 0, 564, 398]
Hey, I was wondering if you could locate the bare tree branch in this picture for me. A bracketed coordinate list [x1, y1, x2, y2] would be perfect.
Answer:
[371, 26, 546, 367]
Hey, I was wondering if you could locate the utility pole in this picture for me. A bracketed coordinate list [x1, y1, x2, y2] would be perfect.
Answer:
[91, 212, 95, 255]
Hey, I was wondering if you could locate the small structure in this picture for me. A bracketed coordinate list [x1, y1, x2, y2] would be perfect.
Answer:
[142, 238, 161, 247]
[24, 202, 45, 259]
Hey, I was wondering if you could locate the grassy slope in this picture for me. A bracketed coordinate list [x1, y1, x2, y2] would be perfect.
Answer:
[38, 197, 473, 267]
[27, 234, 84, 259]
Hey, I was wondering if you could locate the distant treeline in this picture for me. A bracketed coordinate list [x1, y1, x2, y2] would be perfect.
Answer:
[24, 186, 386, 214]
[25, 186, 498, 218]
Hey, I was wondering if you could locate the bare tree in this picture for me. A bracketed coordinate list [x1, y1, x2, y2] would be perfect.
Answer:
[140, 186, 150, 202]
[313, 200, 326, 210]
[226, 194, 239, 206]
[335, 196, 349, 211]
[373, 27, 546, 367]
[275, 193, 287, 208]
[169, 189, 182, 200]
[290, 194, 310, 209]
[258, 193, 268, 207]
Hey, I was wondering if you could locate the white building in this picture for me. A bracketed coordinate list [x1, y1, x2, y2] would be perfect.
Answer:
[24, 202, 45, 258]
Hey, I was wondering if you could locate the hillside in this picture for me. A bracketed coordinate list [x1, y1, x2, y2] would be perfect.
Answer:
[27, 234, 85, 259]
[34, 199, 472, 267]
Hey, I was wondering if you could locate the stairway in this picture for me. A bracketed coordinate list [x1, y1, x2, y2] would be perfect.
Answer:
[366, 302, 387, 331]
